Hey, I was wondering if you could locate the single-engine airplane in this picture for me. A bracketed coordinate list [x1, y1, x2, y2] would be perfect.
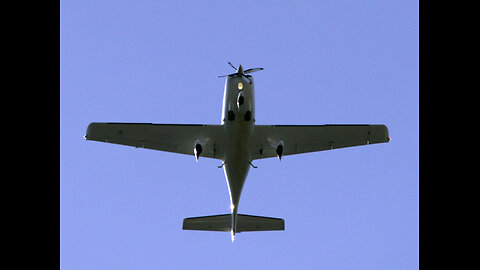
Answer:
[85, 62, 390, 241]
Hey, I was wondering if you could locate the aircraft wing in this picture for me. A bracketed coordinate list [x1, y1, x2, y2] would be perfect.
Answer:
[251, 124, 389, 160]
[85, 122, 224, 160]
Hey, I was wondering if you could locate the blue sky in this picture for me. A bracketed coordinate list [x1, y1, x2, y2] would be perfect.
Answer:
[60, 1, 418, 269]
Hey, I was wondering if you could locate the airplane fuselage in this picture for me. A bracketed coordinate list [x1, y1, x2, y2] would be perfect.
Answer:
[221, 74, 255, 237]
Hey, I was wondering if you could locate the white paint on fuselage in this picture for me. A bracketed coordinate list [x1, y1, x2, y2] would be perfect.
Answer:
[221, 75, 255, 235]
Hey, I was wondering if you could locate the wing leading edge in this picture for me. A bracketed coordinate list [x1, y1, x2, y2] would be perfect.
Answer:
[251, 124, 389, 160]
[85, 122, 225, 160]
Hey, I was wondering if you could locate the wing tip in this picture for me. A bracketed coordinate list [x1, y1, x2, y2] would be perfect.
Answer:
[85, 122, 98, 140]
[371, 124, 390, 143]
[380, 124, 390, 143]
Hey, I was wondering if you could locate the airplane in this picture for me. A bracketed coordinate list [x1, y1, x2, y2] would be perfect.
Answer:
[85, 62, 390, 242]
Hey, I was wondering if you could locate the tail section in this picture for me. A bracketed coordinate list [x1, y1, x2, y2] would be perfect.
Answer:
[183, 213, 284, 239]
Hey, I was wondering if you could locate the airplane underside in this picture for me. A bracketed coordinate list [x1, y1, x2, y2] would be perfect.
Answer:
[85, 63, 390, 241]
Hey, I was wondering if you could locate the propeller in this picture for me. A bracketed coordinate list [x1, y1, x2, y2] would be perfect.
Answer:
[217, 62, 263, 84]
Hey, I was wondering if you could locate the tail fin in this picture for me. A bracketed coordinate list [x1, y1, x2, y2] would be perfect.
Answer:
[183, 214, 284, 232]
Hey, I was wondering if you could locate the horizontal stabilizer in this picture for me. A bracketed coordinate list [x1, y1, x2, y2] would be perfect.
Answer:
[183, 214, 231, 232]
[183, 214, 284, 232]
[236, 214, 285, 232]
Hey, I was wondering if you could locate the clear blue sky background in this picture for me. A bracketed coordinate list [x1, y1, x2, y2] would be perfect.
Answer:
[61, 1, 418, 269]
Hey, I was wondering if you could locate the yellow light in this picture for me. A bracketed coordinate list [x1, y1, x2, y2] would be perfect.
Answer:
[238, 82, 243, 90]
